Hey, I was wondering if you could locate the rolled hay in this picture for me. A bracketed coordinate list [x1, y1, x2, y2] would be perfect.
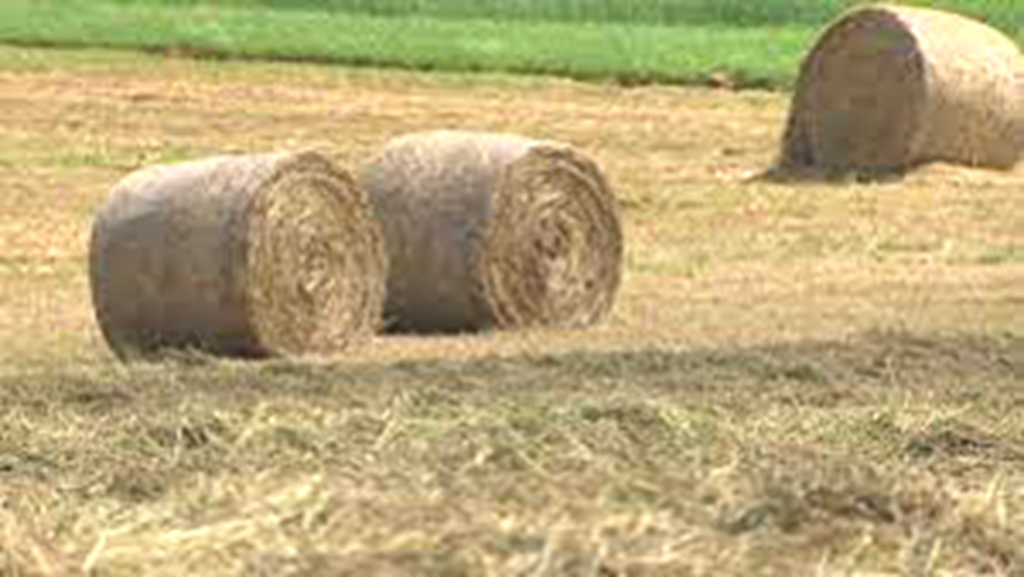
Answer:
[90, 152, 386, 359]
[780, 5, 1023, 173]
[360, 131, 623, 333]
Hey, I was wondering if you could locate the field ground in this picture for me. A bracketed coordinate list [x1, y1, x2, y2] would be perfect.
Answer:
[0, 0, 1019, 88]
[0, 45, 1022, 574]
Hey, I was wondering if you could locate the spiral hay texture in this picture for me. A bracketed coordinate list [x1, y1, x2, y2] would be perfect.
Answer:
[90, 152, 386, 359]
[781, 5, 1023, 173]
[360, 131, 623, 333]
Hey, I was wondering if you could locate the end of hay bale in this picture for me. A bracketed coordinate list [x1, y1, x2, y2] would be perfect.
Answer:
[90, 151, 386, 360]
[243, 152, 387, 356]
[779, 5, 1022, 174]
[478, 141, 623, 330]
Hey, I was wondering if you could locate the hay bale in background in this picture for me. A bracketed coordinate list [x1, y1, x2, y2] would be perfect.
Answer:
[360, 131, 622, 333]
[780, 5, 1023, 173]
[90, 152, 386, 359]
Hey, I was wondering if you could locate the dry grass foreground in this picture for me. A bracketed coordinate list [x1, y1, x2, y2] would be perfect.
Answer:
[0, 46, 1021, 574]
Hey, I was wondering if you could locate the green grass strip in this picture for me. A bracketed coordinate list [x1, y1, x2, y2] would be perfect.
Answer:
[0, 0, 817, 87]
[0, 0, 1017, 88]
[101, 0, 1022, 32]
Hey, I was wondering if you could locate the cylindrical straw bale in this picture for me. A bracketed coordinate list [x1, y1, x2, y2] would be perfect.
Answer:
[781, 5, 1023, 173]
[360, 131, 623, 333]
[90, 152, 386, 359]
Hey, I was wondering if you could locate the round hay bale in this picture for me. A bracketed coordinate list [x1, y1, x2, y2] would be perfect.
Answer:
[90, 152, 386, 359]
[360, 131, 623, 333]
[780, 5, 1023, 173]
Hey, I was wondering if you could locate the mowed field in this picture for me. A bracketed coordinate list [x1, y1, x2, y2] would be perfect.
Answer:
[0, 44, 1022, 574]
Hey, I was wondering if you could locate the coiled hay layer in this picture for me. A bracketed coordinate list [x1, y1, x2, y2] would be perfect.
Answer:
[781, 5, 1023, 173]
[361, 131, 623, 333]
[90, 152, 386, 359]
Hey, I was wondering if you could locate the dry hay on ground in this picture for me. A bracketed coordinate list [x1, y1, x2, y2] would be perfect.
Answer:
[89, 152, 386, 360]
[360, 131, 623, 334]
[780, 5, 1023, 174]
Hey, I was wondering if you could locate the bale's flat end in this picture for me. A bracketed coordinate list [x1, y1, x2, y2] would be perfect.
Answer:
[479, 142, 623, 330]
[245, 152, 387, 357]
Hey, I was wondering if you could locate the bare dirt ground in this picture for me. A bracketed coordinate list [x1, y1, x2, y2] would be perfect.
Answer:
[0, 46, 1021, 575]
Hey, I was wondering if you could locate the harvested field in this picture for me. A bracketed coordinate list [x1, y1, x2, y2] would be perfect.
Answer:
[0, 46, 1021, 574]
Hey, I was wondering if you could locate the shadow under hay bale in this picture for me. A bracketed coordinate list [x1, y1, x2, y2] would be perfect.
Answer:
[90, 152, 386, 360]
[779, 5, 1023, 175]
[360, 131, 623, 334]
